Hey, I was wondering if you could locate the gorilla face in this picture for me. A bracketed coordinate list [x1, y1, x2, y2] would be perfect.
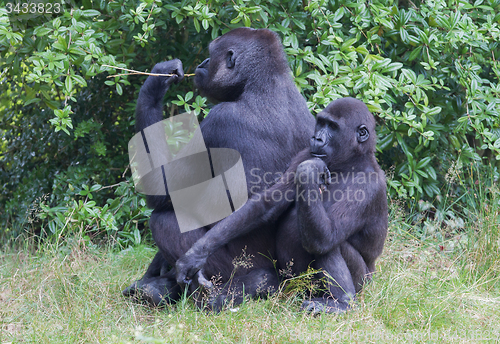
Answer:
[310, 114, 337, 159]
[310, 98, 376, 168]
[194, 34, 246, 103]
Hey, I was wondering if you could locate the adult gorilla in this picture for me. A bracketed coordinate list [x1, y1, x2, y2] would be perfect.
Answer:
[176, 98, 388, 313]
[123, 28, 315, 305]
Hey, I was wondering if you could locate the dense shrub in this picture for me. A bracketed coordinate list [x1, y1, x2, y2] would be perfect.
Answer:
[1, 0, 499, 244]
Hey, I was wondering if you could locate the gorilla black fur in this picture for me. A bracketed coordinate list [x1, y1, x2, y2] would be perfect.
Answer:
[123, 28, 316, 306]
[176, 98, 388, 313]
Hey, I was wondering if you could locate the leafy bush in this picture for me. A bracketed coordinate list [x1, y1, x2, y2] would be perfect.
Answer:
[1, 0, 499, 244]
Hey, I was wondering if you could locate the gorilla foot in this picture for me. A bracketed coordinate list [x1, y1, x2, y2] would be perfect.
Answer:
[300, 298, 350, 315]
[196, 290, 249, 314]
[123, 275, 181, 307]
[191, 281, 247, 314]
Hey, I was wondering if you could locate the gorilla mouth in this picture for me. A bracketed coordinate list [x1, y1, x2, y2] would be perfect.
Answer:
[310, 153, 326, 158]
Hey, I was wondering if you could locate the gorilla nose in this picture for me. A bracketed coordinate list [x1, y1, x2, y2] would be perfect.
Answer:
[198, 58, 210, 69]
[310, 136, 326, 156]
[311, 136, 325, 147]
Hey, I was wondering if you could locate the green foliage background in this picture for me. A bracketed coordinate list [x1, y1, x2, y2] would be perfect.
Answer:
[1, 0, 499, 245]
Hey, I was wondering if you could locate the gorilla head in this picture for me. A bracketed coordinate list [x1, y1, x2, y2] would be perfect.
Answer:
[194, 27, 290, 102]
[310, 98, 377, 169]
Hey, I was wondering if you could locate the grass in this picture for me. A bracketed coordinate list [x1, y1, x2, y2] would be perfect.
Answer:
[1, 197, 500, 343]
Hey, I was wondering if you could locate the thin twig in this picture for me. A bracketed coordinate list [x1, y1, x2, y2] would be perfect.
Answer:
[102, 64, 194, 78]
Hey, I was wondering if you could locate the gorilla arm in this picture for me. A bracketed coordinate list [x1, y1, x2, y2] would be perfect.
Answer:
[295, 159, 387, 257]
[175, 149, 311, 285]
[135, 60, 184, 132]
[134, 59, 215, 205]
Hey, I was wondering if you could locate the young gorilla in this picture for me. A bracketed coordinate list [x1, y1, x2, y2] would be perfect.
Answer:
[176, 98, 388, 313]
[123, 28, 315, 306]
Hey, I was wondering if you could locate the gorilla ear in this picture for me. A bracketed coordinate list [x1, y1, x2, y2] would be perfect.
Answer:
[226, 50, 236, 69]
[357, 125, 369, 143]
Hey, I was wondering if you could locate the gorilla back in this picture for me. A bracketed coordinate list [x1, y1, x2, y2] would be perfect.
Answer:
[193, 28, 313, 189]
[124, 28, 315, 306]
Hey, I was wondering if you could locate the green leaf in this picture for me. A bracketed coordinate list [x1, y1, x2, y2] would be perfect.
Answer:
[72, 75, 87, 87]
[424, 183, 438, 197]
[426, 106, 441, 116]
[381, 62, 403, 73]
[134, 228, 141, 244]
[82, 9, 101, 16]
[243, 15, 251, 27]
[408, 46, 422, 61]
[53, 18, 61, 30]
[65, 76, 73, 93]
[377, 133, 393, 150]
[293, 18, 305, 30]
[356, 46, 369, 55]
[193, 18, 200, 32]
[425, 166, 437, 180]
[340, 38, 356, 51]
[416, 156, 431, 169]
[396, 133, 413, 158]
[373, 74, 392, 89]
[416, 169, 428, 178]
[400, 28, 408, 43]
[401, 69, 417, 83]
[34, 27, 51, 36]
[90, 184, 102, 192]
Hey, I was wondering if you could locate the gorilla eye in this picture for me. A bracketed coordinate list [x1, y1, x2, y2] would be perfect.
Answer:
[357, 125, 369, 143]
[226, 50, 236, 69]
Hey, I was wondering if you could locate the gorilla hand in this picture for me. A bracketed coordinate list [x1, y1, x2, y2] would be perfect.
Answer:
[135, 59, 185, 132]
[175, 247, 212, 289]
[295, 158, 331, 190]
[151, 59, 184, 87]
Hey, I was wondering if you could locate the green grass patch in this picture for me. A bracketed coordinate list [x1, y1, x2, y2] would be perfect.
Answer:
[1, 200, 500, 343]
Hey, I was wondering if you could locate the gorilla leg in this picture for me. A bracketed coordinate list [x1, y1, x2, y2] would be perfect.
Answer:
[149, 210, 206, 265]
[122, 251, 170, 298]
[301, 246, 356, 314]
[122, 210, 197, 305]
[276, 218, 354, 314]
[340, 242, 370, 293]
[197, 267, 280, 312]
[150, 211, 235, 276]
[123, 269, 182, 307]
[124, 209, 244, 306]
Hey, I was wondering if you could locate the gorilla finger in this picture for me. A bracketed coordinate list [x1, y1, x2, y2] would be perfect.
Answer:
[164, 74, 181, 87]
[323, 166, 332, 185]
[177, 267, 198, 286]
[170, 59, 184, 84]
[152, 59, 184, 84]
[176, 273, 189, 286]
[195, 270, 213, 289]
